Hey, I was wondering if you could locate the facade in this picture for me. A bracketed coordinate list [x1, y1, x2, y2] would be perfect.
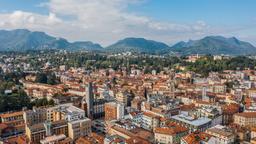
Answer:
[116, 92, 128, 106]
[205, 125, 235, 144]
[0, 111, 24, 127]
[221, 104, 240, 125]
[234, 112, 256, 127]
[154, 125, 188, 144]
[142, 112, 160, 131]
[26, 120, 68, 144]
[24, 108, 47, 125]
[86, 82, 94, 119]
[105, 102, 124, 121]
[68, 118, 91, 140]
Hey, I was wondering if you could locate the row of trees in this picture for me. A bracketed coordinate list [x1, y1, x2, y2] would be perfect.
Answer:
[185, 56, 256, 76]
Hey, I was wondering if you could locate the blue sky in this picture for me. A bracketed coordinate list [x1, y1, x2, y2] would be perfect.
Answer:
[0, 0, 255, 45]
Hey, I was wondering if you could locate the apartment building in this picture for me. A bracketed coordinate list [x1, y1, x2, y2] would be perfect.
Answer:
[234, 112, 256, 127]
[26, 120, 68, 144]
[154, 125, 188, 144]
[104, 102, 124, 121]
[24, 107, 47, 125]
[206, 125, 235, 144]
[170, 113, 211, 132]
[68, 118, 91, 140]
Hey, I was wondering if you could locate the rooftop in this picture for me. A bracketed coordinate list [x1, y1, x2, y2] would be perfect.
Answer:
[171, 114, 211, 126]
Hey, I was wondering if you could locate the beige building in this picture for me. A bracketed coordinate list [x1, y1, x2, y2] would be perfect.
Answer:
[234, 112, 256, 127]
[25, 104, 91, 143]
[205, 125, 235, 144]
[68, 118, 91, 140]
[25, 120, 68, 144]
[116, 92, 128, 106]
[24, 107, 47, 126]
[154, 125, 188, 144]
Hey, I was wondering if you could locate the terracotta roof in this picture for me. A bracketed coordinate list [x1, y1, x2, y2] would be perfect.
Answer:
[126, 136, 150, 144]
[4, 135, 28, 144]
[143, 112, 160, 119]
[154, 125, 188, 135]
[182, 131, 212, 144]
[0, 111, 23, 118]
[180, 104, 195, 111]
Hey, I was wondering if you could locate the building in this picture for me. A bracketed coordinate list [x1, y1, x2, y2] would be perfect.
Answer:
[221, 104, 240, 125]
[85, 82, 94, 118]
[154, 124, 188, 144]
[24, 107, 47, 126]
[234, 112, 256, 127]
[170, 113, 211, 132]
[46, 103, 85, 122]
[0, 111, 24, 127]
[105, 102, 124, 121]
[181, 131, 213, 144]
[24, 103, 91, 143]
[68, 118, 91, 140]
[82, 82, 106, 119]
[206, 125, 235, 144]
[0, 111, 25, 139]
[116, 92, 128, 106]
[26, 120, 68, 144]
[75, 132, 104, 144]
[108, 124, 153, 142]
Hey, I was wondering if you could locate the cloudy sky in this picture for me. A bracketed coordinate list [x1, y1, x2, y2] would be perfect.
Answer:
[0, 0, 256, 46]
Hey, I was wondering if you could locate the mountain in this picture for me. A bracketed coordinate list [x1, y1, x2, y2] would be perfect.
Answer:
[68, 41, 103, 51]
[171, 36, 256, 55]
[106, 37, 171, 54]
[0, 29, 255, 55]
[0, 29, 103, 51]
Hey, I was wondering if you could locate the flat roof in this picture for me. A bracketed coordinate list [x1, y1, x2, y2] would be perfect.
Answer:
[171, 114, 211, 126]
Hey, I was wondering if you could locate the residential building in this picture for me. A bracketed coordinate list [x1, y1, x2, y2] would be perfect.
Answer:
[154, 124, 188, 144]
[205, 125, 235, 144]
[234, 112, 256, 127]
[105, 102, 124, 121]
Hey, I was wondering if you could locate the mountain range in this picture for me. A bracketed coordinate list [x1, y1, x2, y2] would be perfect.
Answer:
[171, 36, 256, 55]
[0, 29, 103, 51]
[0, 29, 255, 55]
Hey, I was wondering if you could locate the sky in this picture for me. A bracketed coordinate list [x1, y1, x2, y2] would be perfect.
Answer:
[0, 0, 256, 46]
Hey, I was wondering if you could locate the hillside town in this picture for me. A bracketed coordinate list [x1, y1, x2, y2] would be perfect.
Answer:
[0, 51, 256, 144]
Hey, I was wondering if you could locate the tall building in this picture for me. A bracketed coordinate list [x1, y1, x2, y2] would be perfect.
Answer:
[86, 82, 94, 119]
[68, 118, 91, 140]
[202, 86, 207, 101]
[24, 107, 47, 126]
[105, 102, 124, 121]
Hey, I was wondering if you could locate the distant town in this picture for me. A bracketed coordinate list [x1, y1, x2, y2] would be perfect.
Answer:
[0, 50, 256, 143]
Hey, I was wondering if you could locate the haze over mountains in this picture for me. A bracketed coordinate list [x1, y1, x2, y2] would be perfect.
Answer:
[0, 29, 255, 55]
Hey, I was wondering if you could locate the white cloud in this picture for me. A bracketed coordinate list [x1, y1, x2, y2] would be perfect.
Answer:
[0, 0, 212, 46]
